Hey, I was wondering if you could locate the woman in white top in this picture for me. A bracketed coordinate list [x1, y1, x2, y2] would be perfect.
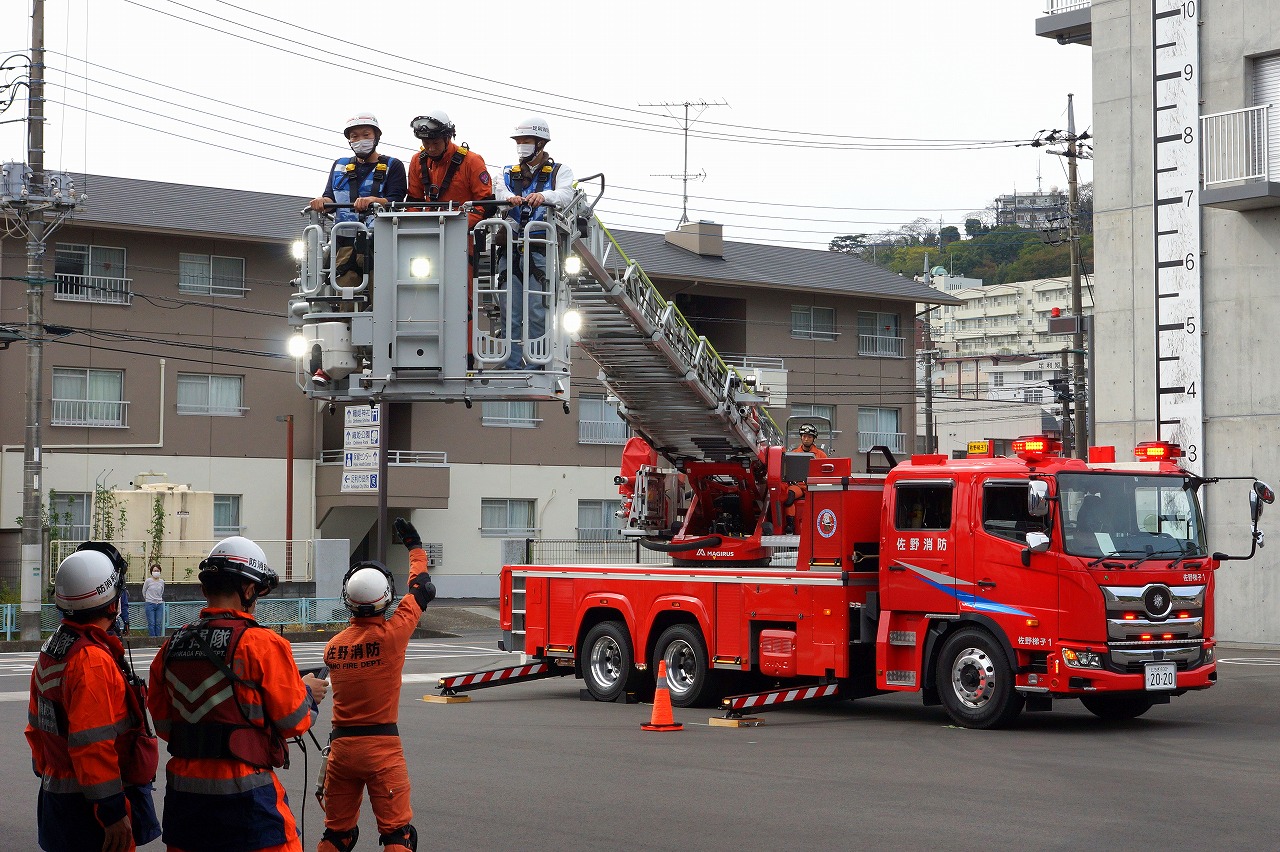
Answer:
[142, 565, 165, 636]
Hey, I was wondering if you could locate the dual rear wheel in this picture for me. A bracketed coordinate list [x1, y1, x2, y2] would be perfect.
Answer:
[580, 620, 719, 707]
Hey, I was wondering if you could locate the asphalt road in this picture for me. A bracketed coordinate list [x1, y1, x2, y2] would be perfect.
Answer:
[3, 632, 1279, 851]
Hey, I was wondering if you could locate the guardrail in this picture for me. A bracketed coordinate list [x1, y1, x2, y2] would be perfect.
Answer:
[1202, 105, 1270, 186]
[2, 597, 376, 640]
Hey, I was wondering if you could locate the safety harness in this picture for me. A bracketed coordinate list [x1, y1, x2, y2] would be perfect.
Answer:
[419, 143, 471, 201]
[161, 614, 289, 769]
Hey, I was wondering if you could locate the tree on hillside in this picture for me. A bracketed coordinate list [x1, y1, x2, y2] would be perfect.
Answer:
[829, 234, 868, 254]
[939, 225, 961, 246]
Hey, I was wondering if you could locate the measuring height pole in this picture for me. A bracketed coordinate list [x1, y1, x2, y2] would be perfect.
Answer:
[1150, 0, 1203, 477]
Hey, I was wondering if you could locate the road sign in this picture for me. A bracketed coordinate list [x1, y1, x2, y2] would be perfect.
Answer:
[341, 471, 379, 493]
[1151, 0, 1203, 476]
[1047, 315, 1081, 335]
[344, 449, 380, 470]
[343, 426, 380, 448]
[344, 405, 380, 427]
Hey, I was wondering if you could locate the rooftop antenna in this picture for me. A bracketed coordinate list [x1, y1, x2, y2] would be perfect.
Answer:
[640, 99, 728, 225]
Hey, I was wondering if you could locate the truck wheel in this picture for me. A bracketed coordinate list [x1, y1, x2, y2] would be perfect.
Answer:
[936, 627, 1024, 729]
[653, 623, 717, 708]
[581, 621, 637, 702]
[1080, 694, 1156, 721]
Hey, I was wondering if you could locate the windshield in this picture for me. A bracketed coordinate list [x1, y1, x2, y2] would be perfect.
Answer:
[1058, 472, 1206, 560]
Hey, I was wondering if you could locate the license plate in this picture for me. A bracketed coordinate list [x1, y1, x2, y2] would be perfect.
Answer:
[1145, 661, 1177, 691]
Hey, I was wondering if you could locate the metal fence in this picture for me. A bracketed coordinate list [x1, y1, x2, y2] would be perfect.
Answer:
[2, 598, 367, 641]
[526, 538, 669, 565]
[1202, 105, 1270, 186]
[49, 539, 314, 582]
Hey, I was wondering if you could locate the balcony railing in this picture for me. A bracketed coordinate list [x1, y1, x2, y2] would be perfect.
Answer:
[858, 431, 907, 453]
[858, 334, 906, 358]
[1044, 0, 1089, 12]
[54, 273, 132, 305]
[177, 403, 248, 416]
[319, 449, 448, 465]
[579, 418, 630, 445]
[51, 398, 129, 427]
[1201, 105, 1269, 186]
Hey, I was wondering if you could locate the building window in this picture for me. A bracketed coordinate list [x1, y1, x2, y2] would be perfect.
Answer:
[179, 253, 246, 297]
[578, 397, 629, 444]
[213, 495, 241, 537]
[990, 373, 1004, 388]
[177, 373, 245, 416]
[54, 243, 131, 305]
[857, 311, 904, 357]
[577, 499, 623, 541]
[789, 403, 835, 447]
[481, 498, 537, 538]
[791, 305, 837, 341]
[50, 491, 92, 541]
[1023, 371, 1043, 381]
[858, 407, 903, 453]
[482, 400, 539, 428]
[51, 368, 127, 427]
[1023, 388, 1046, 404]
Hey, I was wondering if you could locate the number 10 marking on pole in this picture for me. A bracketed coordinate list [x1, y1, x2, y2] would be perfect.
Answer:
[1152, 0, 1203, 475]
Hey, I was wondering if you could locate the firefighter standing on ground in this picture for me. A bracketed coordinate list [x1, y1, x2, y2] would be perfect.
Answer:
[783, 423, 828, 534]
[492, 116, 577, 369]
[26, 542, 162, 852]
[148, 537, 329, 852]
[317, 517, 436, 852]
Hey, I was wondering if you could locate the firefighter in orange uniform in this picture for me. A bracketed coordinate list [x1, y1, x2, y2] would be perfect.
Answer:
[148, 537, 329, 852]
[26, 541, 162, 852]
[783, 423, 829, 534]
[405, 111, 493, 229]
[317, 517, 436, 852]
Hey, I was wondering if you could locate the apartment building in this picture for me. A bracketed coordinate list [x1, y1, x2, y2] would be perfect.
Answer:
[1038, 0, 1280, 642]
[1, 174, 952, 596]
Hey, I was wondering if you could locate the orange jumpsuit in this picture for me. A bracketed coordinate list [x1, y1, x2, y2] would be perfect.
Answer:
[148, 607, 317, 852]
[26, 621, 161, 852]
[785, 442, 829, 524]
[318, 549, 427, 850]
[405, 140, 493, 230]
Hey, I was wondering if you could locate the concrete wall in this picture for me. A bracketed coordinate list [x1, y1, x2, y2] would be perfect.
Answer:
[1092, 0, 1280, 643]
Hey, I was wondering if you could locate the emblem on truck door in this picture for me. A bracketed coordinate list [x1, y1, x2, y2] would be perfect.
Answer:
[817, 509, 838, 538]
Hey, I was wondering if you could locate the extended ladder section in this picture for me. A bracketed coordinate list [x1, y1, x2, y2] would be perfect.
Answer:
[569, 214, 781, 466]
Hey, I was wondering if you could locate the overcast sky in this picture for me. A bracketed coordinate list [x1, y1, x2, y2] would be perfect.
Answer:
[1, 0, 1093, 248]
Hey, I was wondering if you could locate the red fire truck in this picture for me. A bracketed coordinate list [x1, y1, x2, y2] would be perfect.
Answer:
[492, 437, 1271, 729]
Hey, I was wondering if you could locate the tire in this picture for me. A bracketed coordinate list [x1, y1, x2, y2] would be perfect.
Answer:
[1080, 693, 1157, 721]
[652, 623, 718, 708]
[581, 621, 638, 702]
[935, 627, 1024, 729]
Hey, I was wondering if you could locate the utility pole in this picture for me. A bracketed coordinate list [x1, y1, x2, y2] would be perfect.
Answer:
[1, 0, 81, 638]
[641, 99, 727, 225]
[1065, 94, 1088, 458]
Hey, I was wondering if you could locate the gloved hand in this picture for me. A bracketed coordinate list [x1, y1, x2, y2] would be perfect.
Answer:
[394, 517, 422, 550]
[408, 573, 436, 609]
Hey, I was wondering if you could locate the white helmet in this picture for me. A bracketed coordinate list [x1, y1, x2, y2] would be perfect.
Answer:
[511, 116, 551, 142]
[342, 562, 394, 617]
[54, 544, 126, 616]
[343, 112, 382, 137]
[411, 110, 456, 141]
[200, 536, 278, 594]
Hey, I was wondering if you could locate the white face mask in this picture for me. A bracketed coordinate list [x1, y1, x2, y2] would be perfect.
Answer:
[516, 142, 536, 160]
[349, 138, 376, 157]
[152, 571, 161, 578]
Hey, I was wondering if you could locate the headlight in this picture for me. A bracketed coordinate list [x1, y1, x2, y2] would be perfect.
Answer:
[290, 240, 306, 261]
[1061, 648, 1104, 669]
[564, 255, 583, 275]
[562, 309, 583, 334]
[409, 257, 431, 278]
[287, 333, 308, 359]
[1203, 645, 1215, 665]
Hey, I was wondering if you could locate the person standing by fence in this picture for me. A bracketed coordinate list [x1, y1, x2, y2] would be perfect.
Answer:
[142, 566, 164, 637]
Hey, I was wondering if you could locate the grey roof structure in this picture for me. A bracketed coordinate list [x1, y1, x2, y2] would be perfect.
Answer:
[55, 173, 310, 244]
[50, 174, 959, 305]
[609, 228, 961, 306]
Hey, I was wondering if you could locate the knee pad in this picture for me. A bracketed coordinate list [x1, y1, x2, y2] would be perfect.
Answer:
[380, 823, 417, 850]
[321, 826, 359, 852]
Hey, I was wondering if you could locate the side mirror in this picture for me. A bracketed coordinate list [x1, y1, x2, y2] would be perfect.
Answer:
[1252, 481, 1275, 523]
[1020, 531, 1052, 567]
[1027, 480, 1050, 517]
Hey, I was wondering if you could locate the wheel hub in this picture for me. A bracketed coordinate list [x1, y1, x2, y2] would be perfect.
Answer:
[950, 646, 996, 708]
[664, 640, 696, 695]
[591, 637, 622, 686]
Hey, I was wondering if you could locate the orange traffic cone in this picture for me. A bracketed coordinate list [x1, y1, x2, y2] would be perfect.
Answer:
[641, 660, 684, 732]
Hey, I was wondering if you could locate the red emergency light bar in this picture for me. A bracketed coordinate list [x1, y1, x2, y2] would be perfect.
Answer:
[1012, 436, 1062, 463]
[1134, 441, 1182, 461]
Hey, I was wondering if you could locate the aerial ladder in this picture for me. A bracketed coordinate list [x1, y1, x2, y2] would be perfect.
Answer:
[287, 177, 797, 564]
